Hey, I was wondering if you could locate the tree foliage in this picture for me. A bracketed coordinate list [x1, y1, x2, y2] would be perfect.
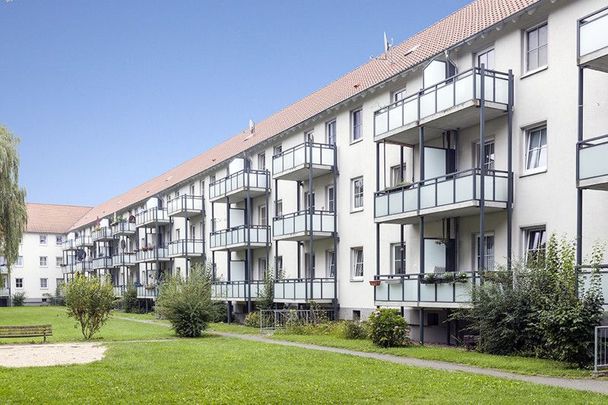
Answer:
[0, 126, 27, 294]
[155, 263, 215, 337]
[64, 274, 115, 339]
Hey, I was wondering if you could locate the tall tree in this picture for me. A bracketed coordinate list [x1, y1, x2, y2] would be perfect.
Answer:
[0, 126, 28, 303]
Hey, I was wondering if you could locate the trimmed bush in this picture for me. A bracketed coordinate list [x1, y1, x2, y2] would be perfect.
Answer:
[244, 311, 260, 328]
[123, 285, 138, 313]
[155, 263, 214, 337]
[64, 274, 115, 339]
[339, 320, 368, 340]
[368, 308, 411, 347]
[12, 291, 26, 306]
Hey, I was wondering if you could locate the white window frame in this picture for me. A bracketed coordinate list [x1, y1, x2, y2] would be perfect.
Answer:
[275, 200, 283, 218]
[15, 278, 23, 289]
[258, 205, 267, 226]
[40, 278, 48, 289]
[275, 256, 283, 276]
[55, 235, 63, 245]
[474, 232, 495, 271]
[326, 185, 335, 212]
[326, 250, 336, 278]
[475, 139, 496, 171]
[325, 119, 336, 145]
[525, 22, 548, 73]
[351, 177, 364, 211]
[257, 153, 266, 171]
[16, 256, 23, 267]
[304, 253, 315, 278]
[392, 87, 407, 103]
[258, 257, 267, 280]
[350, 108, 363, 143]
[523, 125, 547, 175]
[39, 235, 47, 245]
[273, 144, 283, 156]
[56, 256, 62, 267]
[391, 243, 406, 274]
[40, 256, 48, 267]
[390, 164, 407, 187]
[524, 226, 547, 263]
[351, 247, 364, 280]
[475, 46, 495, 70]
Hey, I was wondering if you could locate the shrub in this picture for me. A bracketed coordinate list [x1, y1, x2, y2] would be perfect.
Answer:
[12, 291, 26, 306]
[64, 274, 115, 339]
[155, 263, 214, 337]
[339, 320, 369, 340]
[209, 301, 227, 323]
[244, 311, 260, 328]
[123, 285, 138, 313]
[368, 308, 411, 347]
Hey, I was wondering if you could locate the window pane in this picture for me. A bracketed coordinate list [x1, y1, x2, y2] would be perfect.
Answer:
[528, 29, 538, 49]
[538, 24, 548, 46]
[538, 45, 547, 67]
[527, 49, 538, 71]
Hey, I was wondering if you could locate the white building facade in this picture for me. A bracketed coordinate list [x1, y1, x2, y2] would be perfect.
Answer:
[52, 0, 608, 343]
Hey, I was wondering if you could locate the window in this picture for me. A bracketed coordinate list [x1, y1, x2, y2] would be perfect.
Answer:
[525, 227, 547, 263]
[56, 235, 63, 245]
[475, 233, 495, 271]
[305, 130, 314, 142]
[351, 108, 362, 142]
[393, 87, 407, 103]
[304, 253, 315, 278]
[257, 153, 266, 170]
[16, 256, 23, 267]
[56, 256, 62, 267]
[273, 144, 282, 156]
[190, 225, 196, 239]
[326, 251, 336, 278]
[190, 184, 196, 196]
[275, 256, 283, 276]
[476, 141, 495, 170]
[16, 278, 23, 288]
[392, 243, 406, 274]
[258, 205, 267, 226]
[174, 190, 179, 199]
[351, 177, 364, 210]
[39, 235, 47, 245]
[390, 164, 407, 187]
[258, 258, 267, 280]
[209, 175, 216, 184]
[175, 228, 181, 241]
[56, 278, 64, 288]
[476, 47, 495, 70]
[427, 313, 440, 327]
[525, 126, 547, 172]
[526, 23, 548, 72]
[40, 256, 48, 267]
[326, 186, 335, 212]
[40, 278, 48, 289]
[353, 310, 361, 321]
[275, 200, 283, 217]
[304, 191, 315, 211]
[326, 120, 336, 145]
[351, 247, 364, 279]
[423, 59, 456, 87]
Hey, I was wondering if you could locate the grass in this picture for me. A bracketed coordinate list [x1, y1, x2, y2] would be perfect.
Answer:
[0, 306, 174, 343]
[1, 335, 606, 403]
[208, 322, 592, 378]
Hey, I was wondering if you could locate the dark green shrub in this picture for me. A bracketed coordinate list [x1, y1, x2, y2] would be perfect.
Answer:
[123, 285, 138, 313]
[155, 263, 214, 337]
[209, 301, 227, 323]
[339, 320, 368, 340]
[244, 311, 260, 328]
[64, 274, 115, 339]
[368, 308, 410, 347]
[12, 291, 26, 306]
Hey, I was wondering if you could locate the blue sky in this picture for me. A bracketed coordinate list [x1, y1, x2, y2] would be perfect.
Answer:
[0, 0, 470, 207]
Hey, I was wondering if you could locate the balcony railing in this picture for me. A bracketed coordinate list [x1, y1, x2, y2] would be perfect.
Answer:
[208, 169, 269, 202]
[112, 253, 136, 267]
[135, 247, 169, 262]
[168, 239, 205, 257]
[373, 272, 480, 305]
[113, 285, 125, 297]
[578, 6, 608, 71]
[136, 285, 158, 298]
[209, 225, 270, 250]
[274, 278, 335, 302]
[167, 195, 204, 217]
[374, 67, 510, 141]
[92, 256, 113, 270]
[92, 227, 113, 242]
[74, 235, 93, 248]
[211, 280, 264, 301]
[273, 210, 335, 240]
[74, 260, 92, 272]
[272, 142, 336, 180]
[577, 134, 608, 189]
[111, 221, 136, 236]
[62, 239, 77, 250]
[578, 269, 608, 305]
[136, 207, 170, 227]
[374, 168, 510, 222]
[0, 288, 9, 297]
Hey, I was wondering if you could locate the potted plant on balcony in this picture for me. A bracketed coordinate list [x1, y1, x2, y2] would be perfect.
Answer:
[369, 279, 381, 287]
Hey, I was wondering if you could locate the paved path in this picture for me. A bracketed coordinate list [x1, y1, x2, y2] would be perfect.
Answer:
[116, 317, 608, 395]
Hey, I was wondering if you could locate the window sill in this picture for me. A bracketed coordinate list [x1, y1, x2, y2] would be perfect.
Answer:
[351, 208, 364, 214]
[350, 138, 364, 146]
[350, 278, 364, 282]
[519, 169, 547, 178]
[520, 66, 548, 80]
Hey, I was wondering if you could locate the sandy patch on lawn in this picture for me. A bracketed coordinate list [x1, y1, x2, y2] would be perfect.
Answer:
[0, 343, 106, 368]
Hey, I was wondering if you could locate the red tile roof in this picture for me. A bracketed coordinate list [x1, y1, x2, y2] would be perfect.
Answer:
[27, 203, 93, 234]
[71, 0, 540, 230]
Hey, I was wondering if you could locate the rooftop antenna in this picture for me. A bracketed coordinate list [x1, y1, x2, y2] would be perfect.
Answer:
[248, 119, 255, 134]
[384, 32, 393, 53]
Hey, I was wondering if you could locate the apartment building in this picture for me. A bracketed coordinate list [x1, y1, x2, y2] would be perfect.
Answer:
[54, 0, 608, 343]
[0, 203, 92, 306]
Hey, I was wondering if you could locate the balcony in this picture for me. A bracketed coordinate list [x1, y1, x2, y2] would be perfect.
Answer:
[578, 7, 608, 72]
[373, 272, 480, 308]
[92, 256, 113, 270]
[136, 207, 170, 228]
[210, 225, 270, 251]
[273, 210, 336, 241]
[113, 285, 125, 297]
[61, 263, 75, 274]
[211, 280, 263, 301]
[274, 278, 335, 303]
[168, 195, 204, 218]
[374, 169, 510, 224]
[136, 285, 158, 299]
[135, 247, 170, 262]
[208, 169, 270, 203]
[0, 288, 8, 297]
[112, 253, 136, 267]
[92, 227, 113, 242]
[578, 269, 608, 306]
[168, 239, 205, 258]
[74, 235, 93, 248]
[74, 260, 92, 272]
[111, 221, 136, 237]
[272, 142, 336, 181]
[577, 134, 608, 190]
[62, 239, 78, 251]
[374, 68, 510, 144]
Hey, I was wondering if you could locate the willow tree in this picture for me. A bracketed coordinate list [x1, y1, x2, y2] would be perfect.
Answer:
[0, 126, 28, 303]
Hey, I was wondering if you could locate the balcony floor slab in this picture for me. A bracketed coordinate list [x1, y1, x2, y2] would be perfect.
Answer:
[376, 200, 507, 225]
[273, 164, 334, 182]
[579, 47, 608, 73]
[273, 231, 335, 242]
[578, 175, 608, 191]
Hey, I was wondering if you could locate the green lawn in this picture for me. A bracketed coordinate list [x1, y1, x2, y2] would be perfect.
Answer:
[209, 323, 591, 378]
[0, 335, 606, 403]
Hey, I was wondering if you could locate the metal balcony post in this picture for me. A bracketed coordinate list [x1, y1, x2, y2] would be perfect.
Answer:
[507, 69, 514, 270]
[479, 63, 486, 276]
[576, 67, 584, 271]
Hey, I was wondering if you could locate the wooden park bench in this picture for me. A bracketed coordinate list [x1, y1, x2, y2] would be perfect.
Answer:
[0, 325, 53, 342]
